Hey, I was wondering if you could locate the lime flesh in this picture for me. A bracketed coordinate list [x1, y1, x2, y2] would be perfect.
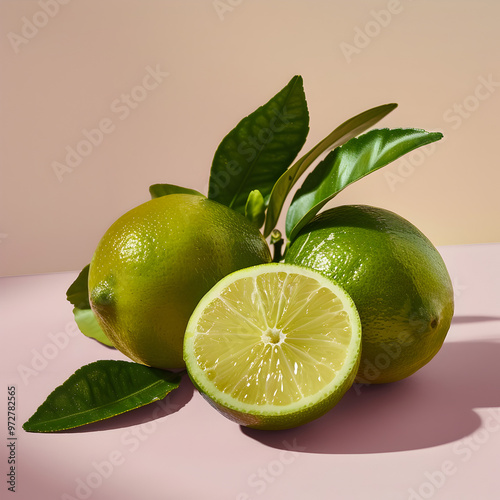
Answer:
[183, 263, 361, 430]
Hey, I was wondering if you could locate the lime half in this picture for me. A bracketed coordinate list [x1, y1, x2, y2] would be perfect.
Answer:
[183, 263, 361, 430]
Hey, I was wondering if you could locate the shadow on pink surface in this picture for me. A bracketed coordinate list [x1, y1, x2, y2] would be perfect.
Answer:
[242, 336, 500, 454]
[62, 373, 194, 433]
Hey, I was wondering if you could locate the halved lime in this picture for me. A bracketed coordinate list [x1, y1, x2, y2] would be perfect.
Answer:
[183, 263, 361, 430]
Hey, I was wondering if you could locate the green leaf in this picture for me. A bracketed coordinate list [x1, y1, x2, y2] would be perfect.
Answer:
[149, 184, 205, 199]
[23, 361, 182, 432]
[66, 265, 113, 347]
[286, 128, 444, 241]
[208, 75, 309, 214]
[73, 308, 114, 347]
[244, 190, 266, 228]
[66, 264, 91, 309]
[263, 103, 398, 237]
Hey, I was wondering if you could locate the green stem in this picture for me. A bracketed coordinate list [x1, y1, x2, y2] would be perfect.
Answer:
[270, 230, 284, 263]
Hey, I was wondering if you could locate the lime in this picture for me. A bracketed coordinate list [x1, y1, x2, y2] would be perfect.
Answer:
[285, 204, 454, 384]
[88, 194, 271, 370]
[183, 263, 361, 430]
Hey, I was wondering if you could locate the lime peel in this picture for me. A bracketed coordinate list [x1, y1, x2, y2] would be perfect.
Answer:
[285, 204, 454, 384]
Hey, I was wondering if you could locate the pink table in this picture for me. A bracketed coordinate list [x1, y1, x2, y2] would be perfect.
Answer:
[1, 243, 499, 500]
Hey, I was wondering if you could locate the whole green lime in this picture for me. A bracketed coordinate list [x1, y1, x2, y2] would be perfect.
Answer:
[88, 193, 271, 370]
[285, 204, 454, 384]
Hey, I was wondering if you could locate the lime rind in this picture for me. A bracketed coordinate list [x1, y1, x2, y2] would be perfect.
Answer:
[285, 204, 454, 384]
[183, 263, 361, 430]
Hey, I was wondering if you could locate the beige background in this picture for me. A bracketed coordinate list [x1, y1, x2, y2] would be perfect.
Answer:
[1, 0, 499, 277]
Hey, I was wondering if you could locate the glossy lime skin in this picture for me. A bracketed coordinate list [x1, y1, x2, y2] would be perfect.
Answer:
[88, 194, 271, 370]
[285, 205, 454, 384]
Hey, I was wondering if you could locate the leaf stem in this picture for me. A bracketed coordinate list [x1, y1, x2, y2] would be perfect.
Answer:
[270, 230, 284, 263]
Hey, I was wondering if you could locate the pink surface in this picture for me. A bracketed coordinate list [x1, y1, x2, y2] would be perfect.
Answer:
[1, 244, 499, 500]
